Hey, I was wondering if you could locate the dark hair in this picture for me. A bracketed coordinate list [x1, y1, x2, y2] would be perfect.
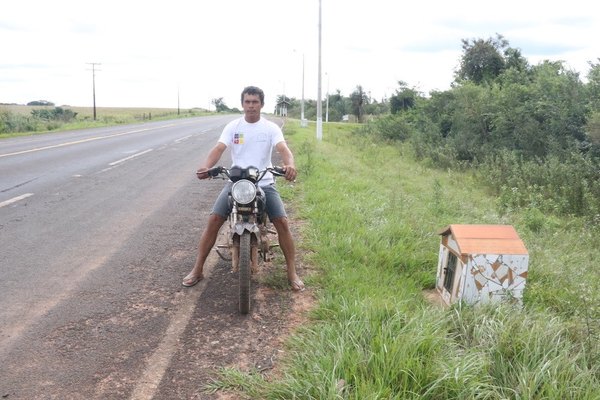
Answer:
[241, 86, 265, 105]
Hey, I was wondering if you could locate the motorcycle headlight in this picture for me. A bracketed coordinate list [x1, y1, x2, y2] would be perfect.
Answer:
[231, 180, 256, 204]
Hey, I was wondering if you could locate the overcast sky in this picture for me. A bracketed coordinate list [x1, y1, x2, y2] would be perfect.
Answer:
[1, 0, 599, 112]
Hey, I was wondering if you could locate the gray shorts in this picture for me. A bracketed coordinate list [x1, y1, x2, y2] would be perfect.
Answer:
[211, 183, 287, 221]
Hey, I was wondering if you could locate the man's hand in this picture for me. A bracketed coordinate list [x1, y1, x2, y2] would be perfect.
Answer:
[282, 165, 297, 182]
[196, 167, 210, 180]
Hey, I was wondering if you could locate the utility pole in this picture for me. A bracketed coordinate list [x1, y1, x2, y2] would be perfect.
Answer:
[86, 63, 101, 121]
[316, 0, 323, 140]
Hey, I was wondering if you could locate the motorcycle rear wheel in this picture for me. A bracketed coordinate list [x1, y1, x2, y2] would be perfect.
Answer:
[238, 232, 252, 314]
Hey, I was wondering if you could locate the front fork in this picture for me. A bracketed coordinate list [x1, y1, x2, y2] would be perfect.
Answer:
[230, 233, 259, 273]
[216, 204, 264, 273]
[217, 228, 278, 272]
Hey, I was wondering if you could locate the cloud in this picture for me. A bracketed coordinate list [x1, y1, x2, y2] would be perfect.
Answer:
[1, 0, 599, 109]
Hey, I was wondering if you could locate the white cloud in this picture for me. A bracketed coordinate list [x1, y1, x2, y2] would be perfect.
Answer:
[1, 0, 599, 111]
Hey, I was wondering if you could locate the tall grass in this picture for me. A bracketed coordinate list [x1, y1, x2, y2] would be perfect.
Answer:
[477, 150, 600, 219]
[210, 120, 599, 399]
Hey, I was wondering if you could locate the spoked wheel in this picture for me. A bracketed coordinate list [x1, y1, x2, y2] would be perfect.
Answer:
[238, 232, 252, 314]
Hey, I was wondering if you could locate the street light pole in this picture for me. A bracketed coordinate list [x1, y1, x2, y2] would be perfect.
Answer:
[316, 0, 323, 140]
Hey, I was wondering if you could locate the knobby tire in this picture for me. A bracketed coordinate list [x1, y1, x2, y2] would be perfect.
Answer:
[238, 232, 252, 314]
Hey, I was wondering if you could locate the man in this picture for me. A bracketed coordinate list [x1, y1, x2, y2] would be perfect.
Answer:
[182, 86, 305, 291]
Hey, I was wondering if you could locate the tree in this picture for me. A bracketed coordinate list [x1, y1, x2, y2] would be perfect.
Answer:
[390, 81, 418, 114]
[587, 59, 600, 109]
[444, 82, 495, 161]
[585, 60, 600, 151]
[211, 97, 229, 112]
[328, 90, 350, 122]
[452, 59, 587, 160]
[27, 100, 54, 106]
[456, 34, 509, 85]
[364, 98, 389, 117]
[503, 47, 529, 73]
[350, 85, 369, 122]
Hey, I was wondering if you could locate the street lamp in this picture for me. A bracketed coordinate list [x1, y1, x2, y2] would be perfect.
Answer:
[316, 0, 323, 140]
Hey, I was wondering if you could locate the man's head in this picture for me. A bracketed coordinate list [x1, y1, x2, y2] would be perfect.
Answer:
[241, 86, 265, 106]
[241, 86, 264, 123]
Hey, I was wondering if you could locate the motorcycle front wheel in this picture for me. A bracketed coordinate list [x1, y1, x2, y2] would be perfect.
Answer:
[238, 232, 252, 314]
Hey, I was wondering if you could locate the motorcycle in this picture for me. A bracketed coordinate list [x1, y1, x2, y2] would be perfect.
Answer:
[206, 165, 285, 314]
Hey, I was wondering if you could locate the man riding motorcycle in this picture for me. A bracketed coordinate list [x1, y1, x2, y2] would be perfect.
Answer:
[182, 85, 305, 292]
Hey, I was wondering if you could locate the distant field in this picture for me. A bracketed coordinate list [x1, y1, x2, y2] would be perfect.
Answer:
[0, 104, 199, 120]
[0, 104, 215, 137]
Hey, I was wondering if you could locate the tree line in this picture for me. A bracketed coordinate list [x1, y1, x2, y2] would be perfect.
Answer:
[198, 33, 600, 222]
[273, 85, 389, 123]
[359, 34, 600, 223]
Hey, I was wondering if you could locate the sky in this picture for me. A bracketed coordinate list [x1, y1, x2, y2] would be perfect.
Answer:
[1, 0, 599, 113]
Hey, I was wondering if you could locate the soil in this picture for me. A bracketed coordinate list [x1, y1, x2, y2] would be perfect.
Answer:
[0, 125, 316, 399]
[0, 194, 315, 400]
[154, 218, 316, 399]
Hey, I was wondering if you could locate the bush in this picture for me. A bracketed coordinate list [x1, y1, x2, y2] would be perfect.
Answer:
[0, 110, 38, 134]
[31, 107, 77, 122]
[480, 150, 600, 219]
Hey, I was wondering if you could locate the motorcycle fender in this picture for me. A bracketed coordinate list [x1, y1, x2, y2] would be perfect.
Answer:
[233, 223, 260, 236]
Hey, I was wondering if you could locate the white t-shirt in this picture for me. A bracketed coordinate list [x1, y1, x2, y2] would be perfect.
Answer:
[218, 116, 285, 186]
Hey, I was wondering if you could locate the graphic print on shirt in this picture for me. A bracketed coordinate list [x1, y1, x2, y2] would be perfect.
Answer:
[233, 132, 244, 144]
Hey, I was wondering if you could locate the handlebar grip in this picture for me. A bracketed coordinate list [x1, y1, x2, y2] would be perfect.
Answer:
[207, 166, 223, 177]
[272, 166, 286, 176]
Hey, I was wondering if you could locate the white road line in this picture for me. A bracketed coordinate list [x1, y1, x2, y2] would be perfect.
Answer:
[108, 149, 154, 166]
[0, 193, 34, 208]
[174, 135, 192, 143]
[0, 125, 173, 159]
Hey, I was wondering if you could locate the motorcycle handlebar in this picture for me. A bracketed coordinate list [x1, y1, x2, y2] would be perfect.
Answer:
[271, 166, 286, 176]
[203, 166, 286, 179]
[207, 166, 225, 178]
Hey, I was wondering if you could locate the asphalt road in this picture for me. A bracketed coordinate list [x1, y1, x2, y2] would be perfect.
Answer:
[0, 115, 270, 398]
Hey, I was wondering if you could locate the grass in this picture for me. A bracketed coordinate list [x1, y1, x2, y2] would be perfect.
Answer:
[209, 119, 600, 399]
[6, 111, 596, 397]
[0, 104, 215, 138]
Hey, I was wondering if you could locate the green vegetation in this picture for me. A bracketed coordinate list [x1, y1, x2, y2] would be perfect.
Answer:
[208, 121, 599, 399]
[206, 36, 600, 397]
[5, 31, 600, 397]
[276, 85, 389, 123]
[0, 105, 214, 138]
[354, 35, 600, 224]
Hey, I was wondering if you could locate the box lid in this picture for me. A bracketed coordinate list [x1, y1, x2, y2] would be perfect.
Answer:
[439, 224, 528, 255]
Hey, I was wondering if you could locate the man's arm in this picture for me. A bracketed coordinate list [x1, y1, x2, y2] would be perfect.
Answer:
[275, 141, 297, 181]
[196, 142, 227, 179]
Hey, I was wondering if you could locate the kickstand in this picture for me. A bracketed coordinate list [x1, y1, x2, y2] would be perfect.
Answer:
[215, 245, 232, 261]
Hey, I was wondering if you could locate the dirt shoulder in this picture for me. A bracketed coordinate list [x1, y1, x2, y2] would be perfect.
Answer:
[153, 213, 315, 399]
